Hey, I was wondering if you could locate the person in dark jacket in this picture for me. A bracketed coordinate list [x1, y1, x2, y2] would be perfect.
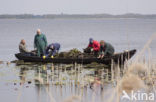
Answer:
[34, 29, 48, 57]
[98, 40, 114, 58]
[45, 43, 60, 57]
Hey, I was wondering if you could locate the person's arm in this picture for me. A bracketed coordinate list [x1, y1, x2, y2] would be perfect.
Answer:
[45, 46, 50, 54]
[57, 44, 61, 51]
[19, 44, 23, 52]
[100, 49, 104, 55]
[34, 35, 36, 48]
[52, 49, 56, 56]
[43, 34, 48, 47]
[88, 44, 92, 48]
[104, 45, 109, 55]
[98, 47, 104, 58]
[24, 45, 29, 53]
[45, 47, 50, 57]
[88, 44, 94, 52]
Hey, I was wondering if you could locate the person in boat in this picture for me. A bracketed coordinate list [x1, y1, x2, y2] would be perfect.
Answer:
[84, 38, 100, 54]
[34, 29, 48, 57]
[45, 43, 60, 57]
[98, 40, 115, 58]
[19, 39, 29, 53]
[19, 39, 36, 56]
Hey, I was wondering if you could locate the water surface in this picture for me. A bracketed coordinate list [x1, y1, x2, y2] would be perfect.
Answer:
[0, 18, 156, 102]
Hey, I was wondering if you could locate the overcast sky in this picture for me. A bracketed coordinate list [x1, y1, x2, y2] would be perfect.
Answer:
[0, 0, 156, 14]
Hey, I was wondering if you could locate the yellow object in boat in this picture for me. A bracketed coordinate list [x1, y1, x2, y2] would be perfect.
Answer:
[51, 56, 54, 59]
[43, 56, 46, 59]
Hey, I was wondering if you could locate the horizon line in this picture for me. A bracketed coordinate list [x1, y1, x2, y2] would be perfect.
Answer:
[1, 13, 156, 15]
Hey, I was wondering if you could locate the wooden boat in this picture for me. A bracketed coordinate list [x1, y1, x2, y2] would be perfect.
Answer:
[15, 49, 136, 64]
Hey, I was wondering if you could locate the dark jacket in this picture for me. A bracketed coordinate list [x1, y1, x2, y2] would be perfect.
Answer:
[100, 42, 114, 56]
[46, 43, 60, 56]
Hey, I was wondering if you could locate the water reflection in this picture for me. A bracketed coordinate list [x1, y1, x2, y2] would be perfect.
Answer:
[16, 63, 115, 102]
[1, 61, 155, 102]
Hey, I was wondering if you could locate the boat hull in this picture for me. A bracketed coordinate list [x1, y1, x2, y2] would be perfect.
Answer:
[15, 49, 136, 64]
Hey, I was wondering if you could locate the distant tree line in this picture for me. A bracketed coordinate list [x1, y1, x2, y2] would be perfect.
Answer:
[0, 13, 156, 19]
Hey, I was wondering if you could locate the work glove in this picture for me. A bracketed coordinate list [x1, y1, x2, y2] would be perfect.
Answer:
[51, 56, 54, 59]
[43, 55, 46, 59]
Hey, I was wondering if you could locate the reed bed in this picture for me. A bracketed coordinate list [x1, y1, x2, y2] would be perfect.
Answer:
[13, 33, 156, 102]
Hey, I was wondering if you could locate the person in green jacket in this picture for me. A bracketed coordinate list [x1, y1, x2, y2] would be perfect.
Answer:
[34, 29, 48, 57]
[98, 40, 115, 58]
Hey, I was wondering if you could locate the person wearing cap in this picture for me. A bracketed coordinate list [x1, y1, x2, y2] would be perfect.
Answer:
[87, 38, 100, 53]
[34, 29, 48, 57]
[45, 43, 60, 57]
[98, 40, 114, 58]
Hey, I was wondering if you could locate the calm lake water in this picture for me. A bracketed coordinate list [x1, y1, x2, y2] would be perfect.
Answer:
[0, 18, 156, 102]
[0, 18, 156, 61]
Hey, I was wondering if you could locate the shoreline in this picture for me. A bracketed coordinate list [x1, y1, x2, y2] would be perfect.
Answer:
[1, 13, 156, 19]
